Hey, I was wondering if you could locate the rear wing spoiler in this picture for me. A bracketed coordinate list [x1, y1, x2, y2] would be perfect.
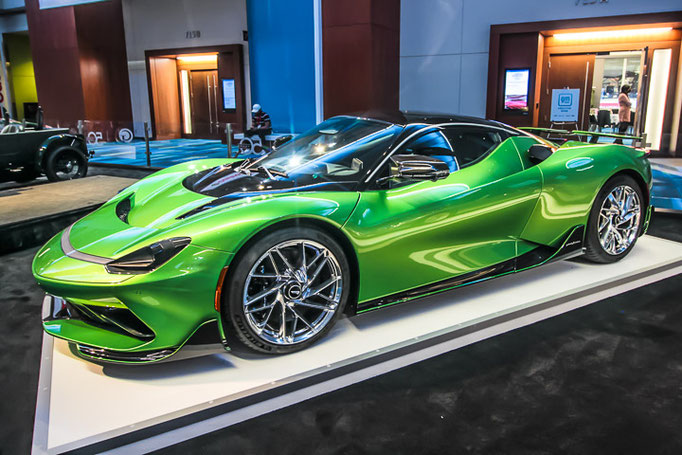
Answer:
[518, 127, 646, 149]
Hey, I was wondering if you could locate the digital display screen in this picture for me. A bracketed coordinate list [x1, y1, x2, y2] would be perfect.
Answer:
[222, 78, 236, 111]
[503, 69, 530, 112]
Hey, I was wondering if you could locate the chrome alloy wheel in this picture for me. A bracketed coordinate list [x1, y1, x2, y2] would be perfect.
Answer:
[598, 185, 641, 255]
[242, 240, 343, 345]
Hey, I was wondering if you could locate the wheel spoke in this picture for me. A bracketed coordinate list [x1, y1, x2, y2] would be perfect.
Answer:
[307, 275, 340, 298]
[256, 304, 277, 330]
[246, 302, 276, 314]
[278, 299, 288, 341]
[250, 273, 279, 279]
[274, 248, 295, 274]
[245, 283, 284, 306]
[267, 252, 280, 275]
[296, 300, 334, 311]
[305, 249, 323, 272]
[307, 253, 328, 286]
[300, 242, 307, 269]
[290, 307, 316, 333]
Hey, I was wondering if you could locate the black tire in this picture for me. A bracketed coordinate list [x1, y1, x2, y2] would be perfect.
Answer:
[584, 174, 646, 263]
[223, 226, 351, 355]
[44, 147, 88, 182]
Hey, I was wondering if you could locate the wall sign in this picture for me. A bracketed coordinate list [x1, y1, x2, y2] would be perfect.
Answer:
[503, 68, 530, 112]
[550, 89, 581, 122]
[186, 30, 201, 39]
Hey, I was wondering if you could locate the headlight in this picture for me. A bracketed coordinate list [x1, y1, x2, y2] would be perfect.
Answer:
[105, 237, 191, 274]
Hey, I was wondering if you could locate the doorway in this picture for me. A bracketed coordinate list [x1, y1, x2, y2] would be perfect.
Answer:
[181, 67, 221, 139]
[146, 45, 246, 141]
[539, 53, 595, 130]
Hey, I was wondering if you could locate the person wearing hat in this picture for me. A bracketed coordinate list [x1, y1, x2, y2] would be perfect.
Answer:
[245, 103, 272, 145]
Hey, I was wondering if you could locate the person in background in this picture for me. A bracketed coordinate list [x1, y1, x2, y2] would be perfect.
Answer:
[245, 104, 272, 144]
[614, 85, 632, 145]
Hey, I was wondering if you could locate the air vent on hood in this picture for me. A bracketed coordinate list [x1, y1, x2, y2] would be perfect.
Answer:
[116, 196, 132, 223]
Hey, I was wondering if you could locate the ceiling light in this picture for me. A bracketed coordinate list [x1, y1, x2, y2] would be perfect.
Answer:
[177, 54, 218, 63]
[553, 27, 672, 41]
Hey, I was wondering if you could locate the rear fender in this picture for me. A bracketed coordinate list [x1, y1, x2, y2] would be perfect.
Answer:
[520, 144, 650, 247]
[35, 134, 89, 172]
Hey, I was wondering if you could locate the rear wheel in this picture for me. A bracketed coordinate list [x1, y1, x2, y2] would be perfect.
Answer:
[584, 175, 645, 263]
[45, 147, 88, 181]
[223, 227, 350, 354]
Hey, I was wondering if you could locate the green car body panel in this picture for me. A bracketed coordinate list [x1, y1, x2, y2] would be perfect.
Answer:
[32, 116, 652, 363]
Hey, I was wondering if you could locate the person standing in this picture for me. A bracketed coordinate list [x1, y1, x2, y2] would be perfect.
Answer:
[614, 85, 632, 145]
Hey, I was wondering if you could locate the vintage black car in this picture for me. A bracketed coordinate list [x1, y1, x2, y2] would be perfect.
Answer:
[0, 121, 90, 183]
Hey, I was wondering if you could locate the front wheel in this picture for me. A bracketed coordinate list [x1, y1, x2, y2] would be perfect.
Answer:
[584, 175, 645, 263]
[44, 147, 88, 181]
[223, 227, 350, 354]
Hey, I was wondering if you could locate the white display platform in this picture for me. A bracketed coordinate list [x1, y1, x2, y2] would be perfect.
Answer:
[32, 236, 682, 455]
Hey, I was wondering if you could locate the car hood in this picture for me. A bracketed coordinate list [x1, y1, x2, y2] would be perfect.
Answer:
[67, 160, 358, 258]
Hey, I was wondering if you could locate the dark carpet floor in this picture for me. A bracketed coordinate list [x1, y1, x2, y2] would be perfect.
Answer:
[0, 210, 679, 454]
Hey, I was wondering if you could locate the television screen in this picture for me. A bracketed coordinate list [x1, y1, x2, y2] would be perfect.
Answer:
[504, 69, 530, 111]
[222, 78, 236, 111]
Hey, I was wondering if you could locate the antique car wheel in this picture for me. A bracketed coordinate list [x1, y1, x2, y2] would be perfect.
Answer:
[45, 147, 88, 181]
[224, 227, 350, 354]
[584, 174, 645, 263]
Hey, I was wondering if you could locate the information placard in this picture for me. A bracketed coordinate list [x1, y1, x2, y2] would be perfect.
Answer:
[222, 79, 236, 111]
[550, 89, 581, 122]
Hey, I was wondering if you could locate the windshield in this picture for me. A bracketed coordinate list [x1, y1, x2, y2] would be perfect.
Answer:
[247, 116, 400, 182]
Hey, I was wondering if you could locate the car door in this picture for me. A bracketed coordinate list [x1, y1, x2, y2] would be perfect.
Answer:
[344, 125, 543, 305]
[0, 130, 24, 168]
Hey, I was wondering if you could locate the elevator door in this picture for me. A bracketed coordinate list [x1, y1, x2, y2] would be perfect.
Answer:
[540, 54, 595, 130]
[189, 70, 221, 139]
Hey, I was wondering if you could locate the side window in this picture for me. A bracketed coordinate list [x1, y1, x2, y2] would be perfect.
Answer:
[442, 126, 508, 168]
[401, 130, 459, 173]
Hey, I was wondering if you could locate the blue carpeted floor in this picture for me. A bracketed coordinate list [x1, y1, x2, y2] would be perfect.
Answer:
[88, 139, 682, 212]
[89, 139, 258, 168]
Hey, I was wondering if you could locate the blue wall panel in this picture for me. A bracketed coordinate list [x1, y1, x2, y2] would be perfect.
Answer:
[247, 0, 316, 134]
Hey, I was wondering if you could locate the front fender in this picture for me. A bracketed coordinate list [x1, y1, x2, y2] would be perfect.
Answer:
[174, 192, 362, 255]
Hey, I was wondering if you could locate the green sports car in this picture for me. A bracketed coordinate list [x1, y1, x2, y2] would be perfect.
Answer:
[33, 112, 652, 362]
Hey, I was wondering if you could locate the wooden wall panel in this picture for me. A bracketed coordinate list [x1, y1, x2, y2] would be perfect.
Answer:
[491, 32, 542, 127]
[149, 57, 181, 140]
[25, 0, 133, 132]
[25, 0, 85, 126]
[322, 0, 400, 118]
[217, 46, 246, 133]
[74, 0, 133, 123]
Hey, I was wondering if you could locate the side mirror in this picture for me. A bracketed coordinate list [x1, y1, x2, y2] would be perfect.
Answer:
[272, 135, 293, 150]
[389, 154, 450, 181]
[528, 144, 553, 164]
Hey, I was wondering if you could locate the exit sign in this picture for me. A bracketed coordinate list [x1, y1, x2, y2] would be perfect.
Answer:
[186, 30, 201, 39]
